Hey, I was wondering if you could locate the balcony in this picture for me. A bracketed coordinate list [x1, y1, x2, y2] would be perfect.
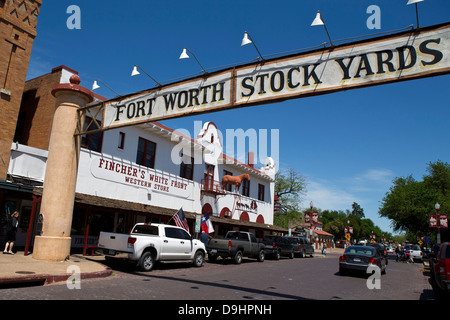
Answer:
[201, 179, 226, 195]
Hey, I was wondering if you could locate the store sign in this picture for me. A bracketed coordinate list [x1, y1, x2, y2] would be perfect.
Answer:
[236, 199, 258, 213]
[90, 157, 193, 198]
[100, 23, 450, 131]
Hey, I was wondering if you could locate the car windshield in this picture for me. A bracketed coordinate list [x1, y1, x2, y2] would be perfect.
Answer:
[411, 245, 420, 250]
[345, 247, 375, 256]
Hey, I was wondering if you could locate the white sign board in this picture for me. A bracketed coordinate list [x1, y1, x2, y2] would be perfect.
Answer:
[101, 23, 450, 131]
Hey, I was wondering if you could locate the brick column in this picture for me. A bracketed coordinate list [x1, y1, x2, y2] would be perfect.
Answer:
[33, 75, 93, 261]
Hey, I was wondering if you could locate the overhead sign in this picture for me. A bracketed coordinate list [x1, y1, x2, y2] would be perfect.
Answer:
[101, 23, 450, 131]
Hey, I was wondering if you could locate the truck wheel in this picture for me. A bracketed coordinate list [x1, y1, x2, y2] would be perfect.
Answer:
[234, 250, 243, 264]
[275, 250, 281, 260]
[193, 251, 205, 267]
[257, 249, 265, 262]
[138, 252, 154, 272]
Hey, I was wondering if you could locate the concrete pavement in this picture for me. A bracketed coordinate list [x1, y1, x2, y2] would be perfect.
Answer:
[0, 251, 112, 287]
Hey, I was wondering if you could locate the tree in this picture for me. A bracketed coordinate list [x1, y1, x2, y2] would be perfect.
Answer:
[379, 161, 450, 241]
[273, 168, 307, 228]
[351, 202, 365, 220]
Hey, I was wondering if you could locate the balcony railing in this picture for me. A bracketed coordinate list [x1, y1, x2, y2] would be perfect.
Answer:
[201, 179, 226, 195]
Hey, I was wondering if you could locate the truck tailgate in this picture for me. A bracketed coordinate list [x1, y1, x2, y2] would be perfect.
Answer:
[98, 232, 132, 253]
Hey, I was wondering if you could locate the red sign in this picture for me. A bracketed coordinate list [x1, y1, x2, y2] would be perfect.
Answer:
[440, 215, 448, 228]
[312, 212, 319, 223]
[304, 212, 310, 223]
[429, 214, 448, 228]
[430, 214, 438, 228]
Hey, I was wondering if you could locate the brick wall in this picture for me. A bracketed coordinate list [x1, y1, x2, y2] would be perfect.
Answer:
[16, 67, 79, 150]
[0, 0, 42, 179]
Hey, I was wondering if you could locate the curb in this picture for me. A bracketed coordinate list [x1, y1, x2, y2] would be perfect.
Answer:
[0, 268, 112, 287]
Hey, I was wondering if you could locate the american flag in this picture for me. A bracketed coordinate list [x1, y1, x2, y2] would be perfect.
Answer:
[173, 208, 190, 233]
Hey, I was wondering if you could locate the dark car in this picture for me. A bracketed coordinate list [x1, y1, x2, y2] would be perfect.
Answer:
[429, 242, 450, 298]
[287, 236, 314, 258]
[339, 245, 387, 276]
[262, 235, 295, 259]
[366, 242, 388, 265]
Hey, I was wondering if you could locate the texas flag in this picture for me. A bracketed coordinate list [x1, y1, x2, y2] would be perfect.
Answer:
[201, 213, 215, 234]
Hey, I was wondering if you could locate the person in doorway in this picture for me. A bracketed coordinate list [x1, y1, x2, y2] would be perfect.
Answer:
[3, 211, 19, 254]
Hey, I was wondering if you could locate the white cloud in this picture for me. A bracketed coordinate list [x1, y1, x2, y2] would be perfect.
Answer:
[352, 168, 394, 183]
[305, 179, 362, 211]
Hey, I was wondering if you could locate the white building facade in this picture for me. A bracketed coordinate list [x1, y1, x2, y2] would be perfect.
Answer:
[7, 106, 282, 252]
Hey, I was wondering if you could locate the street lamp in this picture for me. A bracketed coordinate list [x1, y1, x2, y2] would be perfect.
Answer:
[406, 0, 424, 29]
[435, 202, 441, 244]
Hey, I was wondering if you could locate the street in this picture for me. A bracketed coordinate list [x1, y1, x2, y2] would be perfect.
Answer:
[0, 250, 435, 301]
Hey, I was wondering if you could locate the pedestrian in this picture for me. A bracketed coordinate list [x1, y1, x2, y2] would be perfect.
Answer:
[395, 245, 401, 262]
[322, 242, 327, 256]
[3, 211, 19, 255]
[199, 231, 211, 247]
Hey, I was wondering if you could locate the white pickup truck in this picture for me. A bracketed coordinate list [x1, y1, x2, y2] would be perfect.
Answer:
[97, 223, 206, 271]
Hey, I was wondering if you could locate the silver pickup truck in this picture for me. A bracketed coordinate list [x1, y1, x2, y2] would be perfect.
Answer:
[207, 231, 265, 264]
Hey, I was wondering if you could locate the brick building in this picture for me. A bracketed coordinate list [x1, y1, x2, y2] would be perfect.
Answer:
[0, 0, 42, 245]
[0, 0, 42, 179]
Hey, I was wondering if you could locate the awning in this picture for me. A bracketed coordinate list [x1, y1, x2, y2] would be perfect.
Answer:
[0, 180, 34, 193]
[32, 187, 288, 233]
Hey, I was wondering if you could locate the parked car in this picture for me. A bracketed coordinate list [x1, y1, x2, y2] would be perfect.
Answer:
[206, 231, 265, 264]
[429, 242, 450, 297]
[339, 245, 387, 276]
[336, 240, 347, 248]
[262, 235, 295, 259]
[97, 223, 206, 271]
[405, 244, 423, 262]
[287, 236, 314, 258]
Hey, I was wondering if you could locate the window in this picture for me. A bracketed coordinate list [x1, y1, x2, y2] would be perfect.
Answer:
[180, 156, 194, 180]
[132, 225, 159, 236]
[118, 132, 125, 149]
[242, 178, 250, 197]
[136, 137, 156, 168]
[204, 164, 215, 190]
[165, 227, 191, 240]
[223, 170, 233, 191]
[258, 184, 265, 201]
[81, 117, 103, 152]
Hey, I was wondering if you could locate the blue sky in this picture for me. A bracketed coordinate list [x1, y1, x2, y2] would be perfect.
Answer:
[27, 1, 450, 235]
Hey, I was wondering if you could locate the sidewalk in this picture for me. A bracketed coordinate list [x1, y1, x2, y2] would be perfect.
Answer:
[0, 251, 112, 287]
